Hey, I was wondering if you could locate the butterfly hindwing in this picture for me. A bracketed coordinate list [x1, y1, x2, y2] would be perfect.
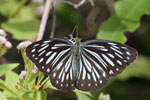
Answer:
[75, 48, 110, 91]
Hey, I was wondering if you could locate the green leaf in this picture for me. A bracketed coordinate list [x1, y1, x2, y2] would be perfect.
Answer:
[5, 71, 19, 91]
[115, 0, 149, 32]
[0, 92, 8, 100]
[0, 0, 18, 16]
[97, 14, 127, 43]
[0, 63, 19, 76]
[35, 90, 47, 100]
[7, 97, 19, 100]
[2, 19, 39, 40]
[76, 92, 91, 100]
[3, 91, 20, 100]
[22, 92, 34, 100]
[97, 0, 150, 43]
[1, 0, 40, 40]
[0, 79, 23, 100]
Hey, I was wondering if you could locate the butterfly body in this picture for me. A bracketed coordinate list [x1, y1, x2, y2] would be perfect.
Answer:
[26, 35, 137, 91]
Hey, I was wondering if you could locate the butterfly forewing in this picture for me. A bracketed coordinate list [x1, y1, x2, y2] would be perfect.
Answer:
[26, 38, 75, 91]
[81, 40, 138, 76]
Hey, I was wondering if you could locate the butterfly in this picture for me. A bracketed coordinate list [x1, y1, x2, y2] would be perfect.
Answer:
[26, 34, 138, 92]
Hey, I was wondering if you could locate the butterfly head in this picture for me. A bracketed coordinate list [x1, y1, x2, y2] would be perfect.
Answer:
[69, 34, 82, 45]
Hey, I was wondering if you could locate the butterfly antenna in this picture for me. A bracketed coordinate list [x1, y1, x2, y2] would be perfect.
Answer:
[71, 25, 79, 38]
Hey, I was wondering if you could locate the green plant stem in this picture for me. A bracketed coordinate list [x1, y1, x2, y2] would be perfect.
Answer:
[40, 77, 49, 87]
[10, 0, 27, 18]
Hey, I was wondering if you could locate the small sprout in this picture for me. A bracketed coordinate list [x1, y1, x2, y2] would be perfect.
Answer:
[0, 29, 7, 37]
[17, 41, 32, 50]
[32, 66, 38, 74]
[20, 70, 27, 78]
[0, 36, 7, 44]
[99, 93, 110, 100]
[5, 41, 12, 49]
[0, 36, 12, 56]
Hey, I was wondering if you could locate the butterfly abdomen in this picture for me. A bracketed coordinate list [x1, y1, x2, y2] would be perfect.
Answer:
[72, 43, 81, 81]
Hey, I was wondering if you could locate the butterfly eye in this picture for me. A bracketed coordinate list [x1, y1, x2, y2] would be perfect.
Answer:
[26, 38, 137, 91]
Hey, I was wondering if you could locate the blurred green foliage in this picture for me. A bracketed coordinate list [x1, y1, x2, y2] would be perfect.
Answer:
[56, 3, 84, 31]
[97, 0, 150, 43]
[0, 0, 40, 40]
[0, 0, 150, 100]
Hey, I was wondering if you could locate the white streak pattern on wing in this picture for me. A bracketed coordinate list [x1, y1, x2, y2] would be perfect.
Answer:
[55, 62, 63, 71]
[92, 70, 96, 82]
[65, 55, 72, 72]
[77, 58, 83, 80]
[121, 47, 128, 49]
[93, 67, 100, 79]
[110, 47, 123, 55]
[43, 40, 51, 43]
[31, 49, 36, 53]
[108, 43, 116, 45]
[83, 48, 107, 69]
[39, 58, 44, 63]
[46, 52, 57, 64]
[101, 54, 114, 66]
[58, 67, 64, 79]
[107, 53, 114, 58]
[87, 73, 91, 80]
[46, 51, 52, 56]
[115, 52, 123, 59]
[84, 45, 108, 51]
[61, 71, 65, 82]
[66, 74, 69, 80]
[38, 45, 49, 52]
[82, 67, 86, 80]
[126, 51, 131, 55]
[84, 45, 105, 48]
[54, 44, 71, 47]
[52, 48, 71, 66]
[51, 46, 59, 49]
[81, 54, 92, 72]
[34, 44, 39, 47]
[80, 49, 107, 84]
[117, 60, 122, 65]
[100, 49, 108, 51]
[41, 43, 48, 47]
[81, 49, 106, 75]
[112, 45, 120, 49]
[38, 50, 46, 56]
[70, 67, 73, 80]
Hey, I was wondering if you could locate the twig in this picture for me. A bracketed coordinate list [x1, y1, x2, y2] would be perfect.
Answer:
[36, 0, 53, 41]
[63, 0, 86, 8]
[88, 0, 95, 6]
[50, 3, 56, 38]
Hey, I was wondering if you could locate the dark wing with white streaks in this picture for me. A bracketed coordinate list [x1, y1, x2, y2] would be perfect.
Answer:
[26, 38, 75, 91]
[75, 40, 137, 91]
